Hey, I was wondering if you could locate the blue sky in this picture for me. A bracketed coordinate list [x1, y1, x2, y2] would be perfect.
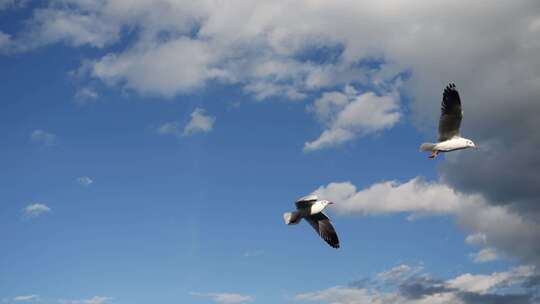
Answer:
[1, 1, 540, 304]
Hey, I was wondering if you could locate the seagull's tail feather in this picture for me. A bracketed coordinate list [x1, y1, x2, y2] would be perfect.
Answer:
[283, 212, 301, 225]
[420, 143, 437, 152]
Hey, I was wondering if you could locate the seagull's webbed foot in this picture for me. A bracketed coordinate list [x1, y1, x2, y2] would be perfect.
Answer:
[428, 151, 439, 159]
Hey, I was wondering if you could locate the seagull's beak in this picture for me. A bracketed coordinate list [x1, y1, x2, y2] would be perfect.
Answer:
[328, 201, 335, 205]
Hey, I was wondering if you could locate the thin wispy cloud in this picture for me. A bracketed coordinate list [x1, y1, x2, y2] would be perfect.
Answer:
[13, 295, 39, 302]
[156, 121, 181, 136]
[470, 248, 500, 264]
[376, 264, 423, 282]
[0, 0, 28, 11]
[243, 250, 264, 258]
[74, 87, 99, 105]
[60, 296, 112, 304]
[76, 176, 94, 187]
[0, 31, 10, 52]
[190, 292, 254, 304]
[23, 203, 51, 218]
[465, 233, 487, 246]
[30, 129, 56, 146]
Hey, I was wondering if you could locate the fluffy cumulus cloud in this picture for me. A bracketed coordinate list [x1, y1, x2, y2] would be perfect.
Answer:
[190, 292, 254, 304]
[296, 264, 539, 304]
[23, 9, 119, 49]
[157, 108, 215, 137]
[183, 108, 215, 135]
[0, 1, 411, 99]
[313, 177, 540, 266]
[304, 85, 401, 151]
[91, 38, 227, 97]
[23, 203, 51, 217]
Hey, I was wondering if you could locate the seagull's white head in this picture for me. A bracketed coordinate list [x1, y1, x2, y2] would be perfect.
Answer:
[465, 139, 477, 149]
[321, 200, 334, 207]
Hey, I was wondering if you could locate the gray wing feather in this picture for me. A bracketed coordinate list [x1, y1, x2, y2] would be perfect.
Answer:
[438, 83, 463, 141]
[305, 212, 340, 248]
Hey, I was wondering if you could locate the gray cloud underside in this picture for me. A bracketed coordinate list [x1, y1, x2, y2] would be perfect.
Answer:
[297, 264, 540, 304]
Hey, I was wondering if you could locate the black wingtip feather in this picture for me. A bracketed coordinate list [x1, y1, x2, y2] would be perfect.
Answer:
[442, 83, 460, 106]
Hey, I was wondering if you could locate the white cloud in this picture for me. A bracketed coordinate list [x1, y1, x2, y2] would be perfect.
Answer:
[465, 233, 487, 246]
[5, 0, 538, 159]
[243, 250, 264, 258]
[313, 177, 540, 265]
[157, 121, 181, 136]
[30, 129, 57, 146]
[7, 1, 397, 99]
[304, 87, 400, 151]
[296, 287, 388, 304]
[2, 1, 538, 112]
[13, 295, 38, 302]
[19, 8, 120, 50]
[183, 108, 215, 136]
[76, 176, 93, 186]
[60, 296, 112, 304]
[447, 265, 534, 294]
[74, 87, 99, 105]
[469, 248, 499, 264]
[190, 292, 254, 304]
[24, 203, 51, 217]
[92, 38, 228, 97]
[377, 264, 423, 282]
[157, 108, 215, 137]
[313, 177, 464, 216]
[296, 264, 537, 304]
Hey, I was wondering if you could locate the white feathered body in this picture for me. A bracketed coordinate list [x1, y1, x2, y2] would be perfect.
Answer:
[435, 137, 471, 152]
[309, 201, 326, 215]
[283, 200, 331, 225]
[420, 136, 475, 153]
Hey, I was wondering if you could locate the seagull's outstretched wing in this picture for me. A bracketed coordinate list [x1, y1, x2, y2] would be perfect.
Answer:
[295, 194, 318, 209]
[305, 212, 340, 248]
[438, 83, 463, 141]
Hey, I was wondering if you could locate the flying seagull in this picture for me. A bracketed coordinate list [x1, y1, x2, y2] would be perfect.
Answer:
[283, 194, 340, 248]
[420, 83, 477, 159]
